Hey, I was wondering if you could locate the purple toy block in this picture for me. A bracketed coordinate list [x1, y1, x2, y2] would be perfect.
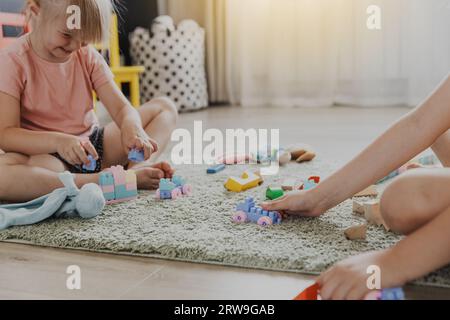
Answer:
[232, 197, 281, 226]
[82, 155, 97, 172]
[128, 149, 145, 163]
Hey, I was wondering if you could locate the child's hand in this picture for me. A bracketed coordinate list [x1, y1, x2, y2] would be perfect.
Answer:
[121, 122, 158, 161]
[317, 250, 400, 300]
[261, 190, 324, 217]
[55, 135, 98, 166]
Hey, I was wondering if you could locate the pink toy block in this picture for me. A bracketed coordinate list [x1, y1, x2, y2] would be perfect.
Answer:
[102, 185, 114, 193]
[126, 170, 136, 184]
[126, 183, 135, 190]
[106, 166, 127, 185]
[217, 153, 251, 165]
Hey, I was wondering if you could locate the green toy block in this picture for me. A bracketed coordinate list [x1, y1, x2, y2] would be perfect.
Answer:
[266, 186, 284, 200]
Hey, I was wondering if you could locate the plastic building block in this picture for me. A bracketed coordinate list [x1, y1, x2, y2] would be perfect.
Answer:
[377, 154, 439, 184]
[207, 163, 226, 174]
[232, 197, 281, 226]
[156, 176, 192, 200]
[266, 186, 284, 200]
[380, 288, 405, 300]
[99, 166, 138, 204]
[281, 178, 298, 191]
[365, 287, 405, 300]
[82, 155, 97, 172]
[300, 176, 320, 191]
[293, 283, 319, 300]
[224, 171, 263, 192]
[128, 149, 145, 163]
[217, 153, 251, 165]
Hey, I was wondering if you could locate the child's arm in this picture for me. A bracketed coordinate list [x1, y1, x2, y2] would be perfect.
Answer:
[263, 74, 450, 215]
[0, 92, 98, 165]
[96, 82, 158, 160]
[317, 206, 450, 300]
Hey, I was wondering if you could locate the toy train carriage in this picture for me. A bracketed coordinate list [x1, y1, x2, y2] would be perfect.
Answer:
[233, 197, 282, 227]
[99, 166, 138, 204]
[156, 176, 192, 200]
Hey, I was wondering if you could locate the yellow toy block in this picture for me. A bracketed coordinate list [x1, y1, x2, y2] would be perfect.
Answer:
[224, 171, 263, 192]
[126, 170, 137, 184]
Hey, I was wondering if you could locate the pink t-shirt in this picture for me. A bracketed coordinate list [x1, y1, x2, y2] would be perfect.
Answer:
[0, 35, 114, 136]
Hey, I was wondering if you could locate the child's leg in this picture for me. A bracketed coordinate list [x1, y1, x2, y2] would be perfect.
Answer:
[0, 153, 99, 202]
[380, 168, 450, 235]
[101, 97, 178, 189]
[431, 129, 450, 167]
[102, 97, 178, 167]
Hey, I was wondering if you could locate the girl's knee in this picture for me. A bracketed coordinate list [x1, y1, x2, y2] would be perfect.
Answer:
[145, 97, 178, 120]
[380, 173, 428, 234]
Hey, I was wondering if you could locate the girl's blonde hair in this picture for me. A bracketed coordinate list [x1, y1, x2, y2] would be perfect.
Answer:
[26, 0, 115, 45]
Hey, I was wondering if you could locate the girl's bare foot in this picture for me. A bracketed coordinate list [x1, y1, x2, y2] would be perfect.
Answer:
[132, 162, 175, 190]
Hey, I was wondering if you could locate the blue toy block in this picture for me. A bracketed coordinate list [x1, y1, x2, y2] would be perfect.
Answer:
[99, 172, 114, 186]
[160, 190, 172, 199]
[233, 196, 282, 226]
[236, 197, 256, 212]
[82, 155, 97, 171]
[103, 192, 115, 201]
[172, 176, 186, 187]
[115, 185, 137, 199]
[159, 178, 176, 191]
[207, 163, 226, 174]
[128, 149, 145, 163]
[380, 288, 405, 300]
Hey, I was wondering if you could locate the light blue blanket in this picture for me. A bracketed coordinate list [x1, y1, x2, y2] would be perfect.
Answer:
[0, 172, 105, 230]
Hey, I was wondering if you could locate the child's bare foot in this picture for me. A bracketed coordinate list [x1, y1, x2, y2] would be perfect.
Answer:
[130, 162, 175, 190]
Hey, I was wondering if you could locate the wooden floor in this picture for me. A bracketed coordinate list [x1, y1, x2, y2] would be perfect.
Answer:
[1, 105, 450, 300]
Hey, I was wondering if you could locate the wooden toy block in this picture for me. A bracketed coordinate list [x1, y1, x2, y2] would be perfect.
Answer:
[224, 171, 263, 192]
[266, 186, 284, 200]
[352, 200, 365, 215]
[207, 163, 226, 174]
[281, 178, 297, 191]
[293, 283, 319, 300]
[363, 200, 384, 226]
[289, 147, 308, 159]
[344, 224, 367, 240]
[296, 151, 316, 163]
[354, 185, 378, 197]
[278, 149, 292, 166]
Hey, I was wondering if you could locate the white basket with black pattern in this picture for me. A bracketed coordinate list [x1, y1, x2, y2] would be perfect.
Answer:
[129, 16, 209, 112]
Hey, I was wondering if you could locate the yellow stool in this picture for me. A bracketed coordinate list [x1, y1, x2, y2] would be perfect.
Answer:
[94, 14, 144, 107]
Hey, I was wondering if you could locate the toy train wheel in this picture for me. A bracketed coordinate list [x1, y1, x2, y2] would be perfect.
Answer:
[155, 189, 160, 199]
[182, 184, 193, 196]
[232, 211, 248, 223]
[171, 188, 181, 199]
[257, 216, 273, 227]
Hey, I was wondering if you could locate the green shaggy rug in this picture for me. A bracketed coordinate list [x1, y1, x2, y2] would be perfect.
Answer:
[1, 159, 449, 288]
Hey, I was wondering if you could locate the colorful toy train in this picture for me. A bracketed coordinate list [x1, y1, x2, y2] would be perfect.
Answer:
[233, 197, 282, 226]
[156, 176, 193, 200]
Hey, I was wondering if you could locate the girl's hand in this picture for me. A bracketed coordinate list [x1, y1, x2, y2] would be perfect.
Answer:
[261, 190, 325, 217]
[121, 121, 158, 161]
[55, 134, 98, 166]
[317, 250, 401, 300]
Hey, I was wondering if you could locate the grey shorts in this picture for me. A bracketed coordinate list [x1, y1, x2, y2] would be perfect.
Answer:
[52, 127, 105, 174]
